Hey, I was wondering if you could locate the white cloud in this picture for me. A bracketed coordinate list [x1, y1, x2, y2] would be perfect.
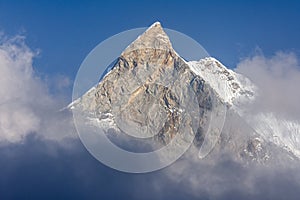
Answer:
[0, 35, 75, 143]
[233, 51, 300, 163]
[235, 51, 300, 120]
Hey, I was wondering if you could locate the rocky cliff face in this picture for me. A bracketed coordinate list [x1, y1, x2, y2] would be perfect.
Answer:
[71, 22, 300, 164]
[75, 22, 219, 147]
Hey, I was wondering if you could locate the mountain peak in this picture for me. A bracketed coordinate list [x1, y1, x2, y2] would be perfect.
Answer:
[149, 21, 162, 28]
[122, 22, 173, 55]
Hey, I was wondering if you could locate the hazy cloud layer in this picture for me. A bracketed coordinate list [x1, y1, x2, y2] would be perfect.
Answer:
[1, 136, 300, 200]
[164, 150, 300, 200]
[0, 35, 75, 143]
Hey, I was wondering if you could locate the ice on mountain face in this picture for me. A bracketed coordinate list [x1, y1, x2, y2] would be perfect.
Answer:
[188, 57, 256, 105]
[242, 112, 300, 158]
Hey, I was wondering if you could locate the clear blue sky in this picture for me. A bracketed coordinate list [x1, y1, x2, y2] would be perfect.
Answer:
[1, 0, 300, 79]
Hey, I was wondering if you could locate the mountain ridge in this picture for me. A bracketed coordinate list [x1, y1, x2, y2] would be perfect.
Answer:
[70, 22, 300, 164]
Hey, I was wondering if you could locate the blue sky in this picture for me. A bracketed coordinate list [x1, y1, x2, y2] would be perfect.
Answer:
[1, 1, 300, 199]
[1, 0, 300, 80]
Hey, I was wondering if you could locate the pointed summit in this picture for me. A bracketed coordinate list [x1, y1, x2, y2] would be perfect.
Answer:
[122, 21, 173, 55]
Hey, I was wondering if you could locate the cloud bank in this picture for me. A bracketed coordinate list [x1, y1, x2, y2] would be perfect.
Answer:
[0, 35, 75, 143]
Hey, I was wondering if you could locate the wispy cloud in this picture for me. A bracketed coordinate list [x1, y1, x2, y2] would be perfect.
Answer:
[235, 50, 300, 120]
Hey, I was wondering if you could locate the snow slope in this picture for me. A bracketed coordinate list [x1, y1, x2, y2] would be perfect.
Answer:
[188, 57, 300, 159]
[188, 57, 256, 105]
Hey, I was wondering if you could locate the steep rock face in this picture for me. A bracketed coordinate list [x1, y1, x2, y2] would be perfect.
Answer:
[77, 22, 219, 145]
[71, 22, 300, 164]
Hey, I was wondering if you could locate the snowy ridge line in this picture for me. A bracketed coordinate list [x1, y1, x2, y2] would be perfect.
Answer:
[187, 57, 256, 105]
[245, 112, 300, 159]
